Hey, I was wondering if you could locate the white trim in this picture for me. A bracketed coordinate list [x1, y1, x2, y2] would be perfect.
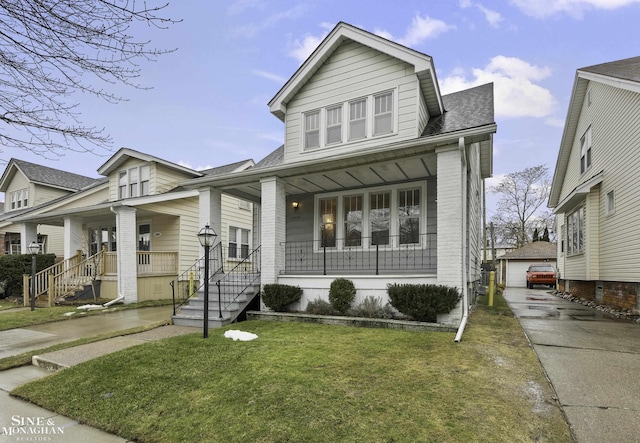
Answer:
[313, 180, 427, 251]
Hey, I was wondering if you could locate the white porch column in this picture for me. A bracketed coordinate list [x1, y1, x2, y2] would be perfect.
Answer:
[112, 206, 138, 303]
[198, 187, 222, 246]
[19, 223, 38, 254]
[436, 145, 464, 324]
[260, 177, 285, 285]
[63, 217, 84, 259]
[253, 202, 261, 253]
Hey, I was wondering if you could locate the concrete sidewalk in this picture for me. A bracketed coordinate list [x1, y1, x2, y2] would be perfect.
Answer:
[0, 305, 197, 443]
[503, 287, 640, 443]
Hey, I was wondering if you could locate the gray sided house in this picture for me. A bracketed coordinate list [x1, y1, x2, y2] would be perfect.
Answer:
[549, 56, 640, 312]
[180, 22, 496, 326]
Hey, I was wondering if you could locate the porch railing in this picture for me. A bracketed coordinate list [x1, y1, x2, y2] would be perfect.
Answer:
[215, 245, 261, 313]
[170, 242, 224, 315]
[24, 250, 104, 306]
[103, 251, 179, 276]
[283, 233, 436, 275]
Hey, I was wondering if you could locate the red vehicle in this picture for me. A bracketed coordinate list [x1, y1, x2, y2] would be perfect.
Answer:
[526, 264, 557, 289]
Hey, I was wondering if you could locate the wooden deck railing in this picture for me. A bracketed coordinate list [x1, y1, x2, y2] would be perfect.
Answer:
[24, 250, 178, 306]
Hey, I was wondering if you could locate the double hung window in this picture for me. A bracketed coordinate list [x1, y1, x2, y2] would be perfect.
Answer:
[118, 164, 151, 199]
[580, 126, 592, 174]
[567, 206, 584, 254]
[349, 99, 367, 141]
[304, 111, 320, 150]
[10, 189, 28, 210]
[229, 227, 250, 259]
[319, 198, 337, 248]
[374, 92, 393, 135]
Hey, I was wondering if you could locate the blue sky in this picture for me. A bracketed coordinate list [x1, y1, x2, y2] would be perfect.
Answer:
[5, 0, 640, 217]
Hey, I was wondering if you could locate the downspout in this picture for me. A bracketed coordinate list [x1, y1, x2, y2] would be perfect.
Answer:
[454, 138, 469, 343]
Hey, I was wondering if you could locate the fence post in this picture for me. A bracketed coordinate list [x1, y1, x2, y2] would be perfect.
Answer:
[23, 274, 29, 307]
[48, 273, 55, 307]
[375, 244, 379, 275]
[323, 246, 327, 275]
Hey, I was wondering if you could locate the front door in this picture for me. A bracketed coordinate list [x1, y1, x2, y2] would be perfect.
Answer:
[138, 223, 151, 272]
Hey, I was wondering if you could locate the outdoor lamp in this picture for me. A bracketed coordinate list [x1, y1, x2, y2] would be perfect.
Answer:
[292, 201, 299, 210]
[197, 225, 217, 338]
[28, 241, 41, 311]
[197, 224, 217, 247]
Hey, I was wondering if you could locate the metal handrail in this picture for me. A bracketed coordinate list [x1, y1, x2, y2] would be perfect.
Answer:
[170, 242, 224, 315]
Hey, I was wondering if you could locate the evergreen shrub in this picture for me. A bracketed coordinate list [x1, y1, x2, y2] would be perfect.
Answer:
[262, 283, 302, 312]
[328, 278, 356, 314]
[387, 283, 460, 322]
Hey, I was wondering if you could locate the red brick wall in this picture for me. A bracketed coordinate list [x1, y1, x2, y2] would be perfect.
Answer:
[567, 280, 596, 300]
[603, 282, 637, 311]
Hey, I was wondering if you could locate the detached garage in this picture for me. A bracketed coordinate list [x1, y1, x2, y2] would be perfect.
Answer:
[498, 241, 557, 288]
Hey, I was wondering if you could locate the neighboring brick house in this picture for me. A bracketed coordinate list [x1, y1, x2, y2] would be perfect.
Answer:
[549, 56, 640, 312]
[179, 22, 497, 327]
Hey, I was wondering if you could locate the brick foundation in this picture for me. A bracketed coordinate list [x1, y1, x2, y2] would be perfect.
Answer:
[603, 282, 637, 311]
[564, 280, 638, 312]
[567, 280, 596, 301]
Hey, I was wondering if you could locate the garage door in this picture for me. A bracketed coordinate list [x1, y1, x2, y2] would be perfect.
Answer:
[506, 261, 533, 288]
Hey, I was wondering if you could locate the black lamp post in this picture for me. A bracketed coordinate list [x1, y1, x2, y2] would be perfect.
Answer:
[197, 225, 217, 338]
[28, 241, 41, 311]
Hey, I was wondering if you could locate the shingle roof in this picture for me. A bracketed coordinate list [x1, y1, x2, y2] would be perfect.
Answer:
[580, 56, 640, 83]
[12, 158, 100, 191]
[199, 159, 254, 176]
[500, 241, 557, 260]
[422, 83, 495, 136]
[253, 145, 284, 170]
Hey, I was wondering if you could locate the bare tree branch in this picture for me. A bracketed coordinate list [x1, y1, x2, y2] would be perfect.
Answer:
[0, 0, 179, 158]
[489, 165, 554, 247]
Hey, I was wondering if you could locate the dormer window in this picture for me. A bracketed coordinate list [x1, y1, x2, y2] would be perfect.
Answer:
[302, 89, 396, 152]
[118, 164, 150, 199]
[9, 188, 28, 210]
[374, 91, 393, 136]
[304, 111, 320, 150]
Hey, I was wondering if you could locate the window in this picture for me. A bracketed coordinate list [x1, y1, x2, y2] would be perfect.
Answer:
[304, 111, 320, 150]
[118, 164, 151, 199]
[606, 190, 615, 215]
[344, 195, 363, 247]
[118, 171, 127, 199]
[580, 126, 592, 174]
[9, 189, 28, 210]
[374, 91, 393, 136]
[349, 99, 367, 141]
[319, 198, 337, 247]
[567, 206, 584, 254]
[399, 189, 420, 244]
[316, 183, 425, 250]
[228, 227, 251, 259]
[370, 191, 390, 245]
[326, 106, 342, 145]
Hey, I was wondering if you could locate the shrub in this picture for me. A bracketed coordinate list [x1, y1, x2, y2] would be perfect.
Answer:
[305, 298, 337, 316]
[262, 284, 302, 312]
[387, 283, 460, 323]
[348, 296, 394, 319]
[328, 278, 356, 314]
[0, 254, 56, 297]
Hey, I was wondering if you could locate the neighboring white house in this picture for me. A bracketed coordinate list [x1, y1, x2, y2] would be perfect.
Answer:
[0, 149, 255, 304]
[549, 55, 640, 312]
[179, 22, 496, 327]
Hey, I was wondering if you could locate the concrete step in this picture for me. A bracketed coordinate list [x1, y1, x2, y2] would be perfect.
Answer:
[172, 314, 232, 329]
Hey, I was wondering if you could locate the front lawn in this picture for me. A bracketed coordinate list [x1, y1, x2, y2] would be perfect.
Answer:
[12, 295, 572, 443]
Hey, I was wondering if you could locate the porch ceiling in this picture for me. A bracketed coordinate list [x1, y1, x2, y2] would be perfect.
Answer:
[223, 152, 438, 200]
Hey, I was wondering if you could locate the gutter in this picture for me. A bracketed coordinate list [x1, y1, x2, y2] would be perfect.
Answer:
[454, 137, 469, 343]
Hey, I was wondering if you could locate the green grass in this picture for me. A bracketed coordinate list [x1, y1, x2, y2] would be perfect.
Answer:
[11, 293, 572, 443]
[0, 299, 173, 331]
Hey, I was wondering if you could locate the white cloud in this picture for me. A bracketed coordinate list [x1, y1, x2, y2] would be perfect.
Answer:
[252, 70, 286, 83]
[376, 14, 455, 47]
[510, 0, 640, 18]
[477, 5, 504, 27]
[485, 173, 507, 189]
[232, 4, 310, 38]
[460, 1, 504, 27]
[440, 55, 558, 119]
[289, 32, 327, 64]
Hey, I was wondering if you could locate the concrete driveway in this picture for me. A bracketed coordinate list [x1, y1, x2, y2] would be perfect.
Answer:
[503, 286, 640, 443]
